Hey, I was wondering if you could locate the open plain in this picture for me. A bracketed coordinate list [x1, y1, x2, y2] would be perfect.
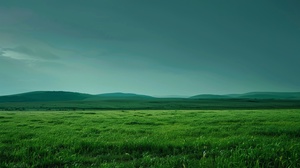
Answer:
[1, 109, 300, 167]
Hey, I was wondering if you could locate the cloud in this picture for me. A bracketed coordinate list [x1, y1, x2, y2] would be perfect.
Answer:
[0, 46, 58, 61]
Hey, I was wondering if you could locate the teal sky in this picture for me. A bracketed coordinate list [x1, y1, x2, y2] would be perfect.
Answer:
[1, 0, 300, 96]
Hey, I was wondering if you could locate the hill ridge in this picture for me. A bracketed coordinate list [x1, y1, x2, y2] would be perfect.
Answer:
[1, 91, 300, 103]
[190, 92, 300, 100]
[0, 91, 154, 102]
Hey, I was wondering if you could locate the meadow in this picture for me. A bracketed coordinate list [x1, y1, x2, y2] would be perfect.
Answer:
[1, 109, 300, 167]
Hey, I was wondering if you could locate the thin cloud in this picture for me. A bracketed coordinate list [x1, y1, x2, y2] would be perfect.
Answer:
[10, 46, 58, 60]
[0, 46, 58, 61]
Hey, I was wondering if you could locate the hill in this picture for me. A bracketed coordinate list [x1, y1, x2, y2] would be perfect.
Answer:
[189, 94, 230, 99]
[0, 91, 300, 110]
[0, 91, 155, 102]
[190, 92, 300, 100]
[0, 91, 93, 102]
[237, 92, 300, 99]
[1, 91, 300, 104]
[91, 92, 154, 100]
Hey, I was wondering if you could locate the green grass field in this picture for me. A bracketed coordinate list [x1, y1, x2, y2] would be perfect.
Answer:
[1, 99, 300, 111]
[1, 109, 300, 167]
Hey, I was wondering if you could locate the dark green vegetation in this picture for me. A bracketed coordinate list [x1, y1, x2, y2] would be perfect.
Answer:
[1, 109, 300, 167]
[1, 91, 300, 111]
[1, 91, 300, 103]
[1, 99, 300, 111]
[190, 92, 300, 100]
[0, 91, 92, 102]
[0, 91, 154, 103]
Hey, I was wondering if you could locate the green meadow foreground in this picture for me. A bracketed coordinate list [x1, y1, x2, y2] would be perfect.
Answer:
[1, 110, 300, 167]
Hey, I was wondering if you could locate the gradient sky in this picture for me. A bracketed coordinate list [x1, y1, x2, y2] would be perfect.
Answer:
[0, 0, 300, 96]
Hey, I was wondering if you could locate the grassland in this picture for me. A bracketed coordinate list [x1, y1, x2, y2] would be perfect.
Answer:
[1, 109, 300, 167]
[1, 99, 300, 111]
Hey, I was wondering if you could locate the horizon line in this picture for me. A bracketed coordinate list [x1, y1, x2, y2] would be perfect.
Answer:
[1, 90, 300, 97]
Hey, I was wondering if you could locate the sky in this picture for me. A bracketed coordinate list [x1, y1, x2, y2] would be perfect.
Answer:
[0, 0, 300, 96]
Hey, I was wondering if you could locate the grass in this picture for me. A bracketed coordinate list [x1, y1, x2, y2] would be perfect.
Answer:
[1, 99, 300, 111]
[1, 109, 300, 167]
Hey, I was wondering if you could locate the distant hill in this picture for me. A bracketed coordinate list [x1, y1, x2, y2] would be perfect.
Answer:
[86, 92, 155, 100]
[190, 92, 300, 100]
[0, 91, 300, 103]
[0, 91, 155, 102]
[237, 92, 300, 99]
[0, 91, 93, 102]
[190, 94, 230, 99]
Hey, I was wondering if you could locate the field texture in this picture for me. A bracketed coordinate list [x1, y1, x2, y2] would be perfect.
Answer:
[1, 99, 300, 111]
[1, 109, 300, 167]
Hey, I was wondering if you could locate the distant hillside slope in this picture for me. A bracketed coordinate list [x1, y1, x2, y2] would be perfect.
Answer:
[0, 91, 155, 102]
[1, 91, 300, 103]
[237, 92, 300, 99]
[0, 91, 93, 102]
[86, 92, 155, 100]
[189, 94, 230, 99]
[190, 92, 300, 100]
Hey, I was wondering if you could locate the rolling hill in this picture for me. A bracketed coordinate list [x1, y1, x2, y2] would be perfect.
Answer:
[190, 92, 300, 100]
[0, 91, 300, 110]
[189, 94, 230, 99]
[237, 92, 300, 99]
[0, 91, 300, 103]
[0, 91, 155, 102]
[0, 91, 93, 102]
[86, 92, 154, 100]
